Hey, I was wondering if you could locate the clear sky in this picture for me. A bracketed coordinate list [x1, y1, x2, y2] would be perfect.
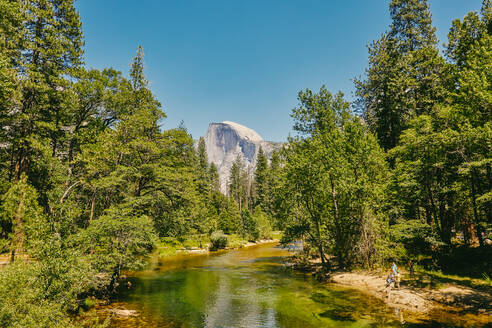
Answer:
[75, 0, 483, 141]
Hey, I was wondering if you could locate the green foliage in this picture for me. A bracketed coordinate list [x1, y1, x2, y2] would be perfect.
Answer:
[266, 151, 291, 230]
[0, 0, 490, 325]
[355, 0, 446, 150]
[0, 2, 216, 322]
[240, 209, 259, 241]
[254, 146, 268, 210]
[238, 207, 274, 242]
[388, 0, 437, 52]
[76, 212, 157, 292]
[228, 155, 251, 211]
[389, 219, 444, 258]
[209, 191, 241, 234]
[283, 86, 389, 268]
[238, 206, 274, 241]
[209, 230, 228, 251]
[1, 174, 44, 260]
[253, 207, 273, 240]
[208, 163, 220, 192]
[356, 0, 491, 257]
[0, 262, 78, 328]
[196, 137, 210, 196]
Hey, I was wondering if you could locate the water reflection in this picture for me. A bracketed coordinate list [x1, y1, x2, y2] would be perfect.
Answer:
[203, 248, 283, 327]
[111, 243, 489, 328]
[394, 308, 406, 325]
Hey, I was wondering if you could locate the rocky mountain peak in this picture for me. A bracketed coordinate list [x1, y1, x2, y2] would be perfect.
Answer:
[202, 121, 282, 193]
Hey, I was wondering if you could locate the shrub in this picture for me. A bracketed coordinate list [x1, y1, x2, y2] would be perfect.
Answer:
[389, 219, 444, 259]
[253, 207, 272, 240]
[210, 230, 228, 250]
[0, 238, 10, 254]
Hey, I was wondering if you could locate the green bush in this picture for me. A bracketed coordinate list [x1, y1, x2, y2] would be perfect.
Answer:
[0, 261, 83, 328]
[210, 230, 228, 250]
[389, 219, 444, 259]
[0, 238, 10, 254]
[81, 297, 97, 311]
[253, 207, 272, 240]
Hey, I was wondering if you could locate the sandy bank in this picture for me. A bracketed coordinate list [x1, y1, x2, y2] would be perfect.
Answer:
[330, 271, 492, 316]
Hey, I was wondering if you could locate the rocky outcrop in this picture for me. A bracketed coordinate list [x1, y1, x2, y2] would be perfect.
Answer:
[202, 121, 282, 193]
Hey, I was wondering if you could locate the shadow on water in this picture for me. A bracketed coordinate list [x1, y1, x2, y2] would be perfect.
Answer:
[318, 309, 356, 321]
[110, 243, 491, 328]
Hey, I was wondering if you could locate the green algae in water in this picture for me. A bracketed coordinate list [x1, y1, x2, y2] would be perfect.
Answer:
[110, 243, 490, 328]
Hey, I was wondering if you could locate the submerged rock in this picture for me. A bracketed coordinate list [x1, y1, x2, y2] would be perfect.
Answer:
[107, 308, 139, 317]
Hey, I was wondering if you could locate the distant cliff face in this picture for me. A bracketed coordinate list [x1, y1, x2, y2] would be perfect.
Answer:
[203, 121, 282, 193]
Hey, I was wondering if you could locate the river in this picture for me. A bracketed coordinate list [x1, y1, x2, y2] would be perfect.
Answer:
[107, 242, 487, 327]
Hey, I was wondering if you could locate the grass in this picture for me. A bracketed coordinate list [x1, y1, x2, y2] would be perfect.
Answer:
[155, 235, 211, 257]
[154, 231, 283, 258]
[227, 234, 250, 248]
[418, 269, 492, 289]
[403, 266, 492, 292]
[398, 246, 492, 292]
[271, 231, 283, 240]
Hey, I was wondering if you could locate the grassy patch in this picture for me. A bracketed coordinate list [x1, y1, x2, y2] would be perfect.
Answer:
[271, 231, 283, 240]
[404, 267, 492, 292]
[420, 269, 492, 289]
[227, 234, 249, 248]
[154, 232, 283, 258]
[155, 235, 211, 257]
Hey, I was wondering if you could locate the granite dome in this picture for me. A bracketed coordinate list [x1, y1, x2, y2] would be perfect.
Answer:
[202, 121, 282, 193]
[221, 121, 263, 143]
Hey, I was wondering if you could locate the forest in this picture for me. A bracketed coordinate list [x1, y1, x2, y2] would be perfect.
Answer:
[0, 0, 490, 326]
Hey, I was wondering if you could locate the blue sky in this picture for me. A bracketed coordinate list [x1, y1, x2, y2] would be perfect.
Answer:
[76, 0, 483, 141]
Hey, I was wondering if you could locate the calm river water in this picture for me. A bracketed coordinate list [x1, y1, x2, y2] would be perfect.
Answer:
[108, 242, 489, 328]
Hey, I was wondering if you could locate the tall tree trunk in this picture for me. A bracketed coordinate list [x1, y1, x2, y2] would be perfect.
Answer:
[329, 175, 342, 267]
[486, 163, 492, 226]
[315, 217, 328, 268]
[426, 183, 441, 237]
[10, 193, 25, 263]
[425, 204, 433, 226]
[439, 199, 451, 245]
[470, 171, 484, 247]
[89, 189, 96, 224]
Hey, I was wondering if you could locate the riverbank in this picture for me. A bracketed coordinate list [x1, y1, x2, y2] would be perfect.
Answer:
[154, 232, 283, 257]
[155, 239, 492, 319]
[329, 270, 492, 321]
[98, 242, 492, 328]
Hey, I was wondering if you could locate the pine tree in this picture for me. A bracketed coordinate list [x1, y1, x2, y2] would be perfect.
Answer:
[389, 1, 491, 246]
[228, 155, 250, 211]
[354, 34, 402, 150]
[355, 0, 447, 150]
[267, 150, 286, 228]
[254, 146, 268, 210]
[126, 45, 162, 118]
[0, 0, 22, 113]
[208, 162, 220, 192]
[2, 0, 84, 197]
[196, 137, 209, 195]
[389, 0, 437, 53]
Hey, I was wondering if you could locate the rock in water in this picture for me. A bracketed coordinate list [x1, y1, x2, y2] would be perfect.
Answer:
[203, 121, 282, 193]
